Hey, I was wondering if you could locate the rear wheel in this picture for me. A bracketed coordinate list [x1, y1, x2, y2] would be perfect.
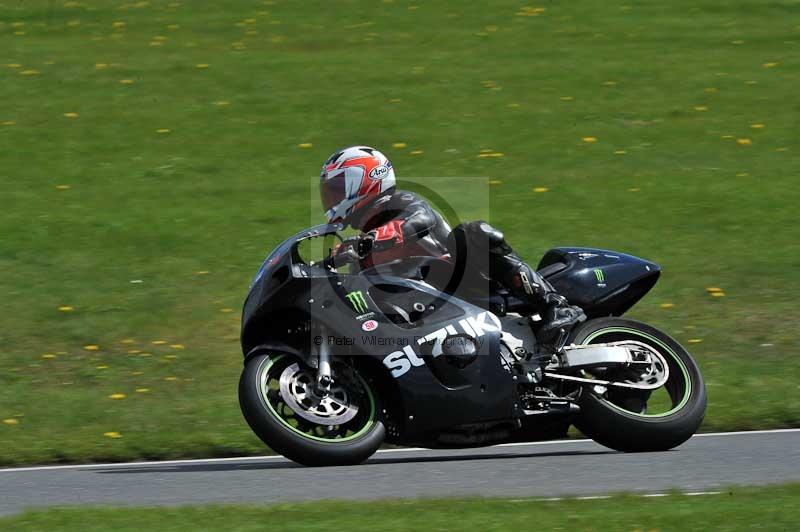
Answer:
[570, 317, 706, 452]
[239, 353, 385, 466]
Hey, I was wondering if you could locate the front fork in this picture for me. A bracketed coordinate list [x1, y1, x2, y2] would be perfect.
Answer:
[316, 324, 334, 394]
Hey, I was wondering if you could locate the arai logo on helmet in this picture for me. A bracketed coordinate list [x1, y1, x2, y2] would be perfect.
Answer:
[362, 319, 378, 332]
[368, 165, 390, 180]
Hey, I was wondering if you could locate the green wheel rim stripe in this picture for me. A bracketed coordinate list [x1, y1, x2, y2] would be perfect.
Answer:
[259, 355, 377, 443]
[583, 327, 692, 418]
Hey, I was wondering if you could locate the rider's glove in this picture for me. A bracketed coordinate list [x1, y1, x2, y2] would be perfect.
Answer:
[357, 232, 376, 258]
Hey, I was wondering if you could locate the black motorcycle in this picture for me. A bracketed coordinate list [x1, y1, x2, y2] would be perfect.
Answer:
[239, 224, 706, 466]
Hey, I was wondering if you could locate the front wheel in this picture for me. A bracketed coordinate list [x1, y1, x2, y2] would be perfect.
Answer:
[239, 353, 385, 466]
[570, 317, 707, 452]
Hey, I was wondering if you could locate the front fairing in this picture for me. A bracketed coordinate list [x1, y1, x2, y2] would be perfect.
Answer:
[240, 225, 516, 437]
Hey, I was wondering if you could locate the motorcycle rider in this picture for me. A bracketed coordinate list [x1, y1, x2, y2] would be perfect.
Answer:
[320, 145, 586, 345]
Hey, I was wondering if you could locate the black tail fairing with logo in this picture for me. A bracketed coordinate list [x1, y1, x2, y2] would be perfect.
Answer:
[536, 247, 661, 319]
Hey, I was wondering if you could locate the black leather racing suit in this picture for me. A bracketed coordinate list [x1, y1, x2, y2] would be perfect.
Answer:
[346, 190, 584, 341]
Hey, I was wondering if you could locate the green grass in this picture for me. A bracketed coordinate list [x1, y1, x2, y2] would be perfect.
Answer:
[3, 484, 799, 531]
[1, 0, 799, 465]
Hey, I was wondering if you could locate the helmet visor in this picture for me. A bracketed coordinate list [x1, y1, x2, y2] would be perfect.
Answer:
[320, 173, 347, 213]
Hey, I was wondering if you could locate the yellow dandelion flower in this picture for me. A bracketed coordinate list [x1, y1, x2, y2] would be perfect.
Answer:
[156, 128, 171, 134]
[489, 180, 503, 185]
[478, 152, 504, 158]
[119, 79, 134, 84]
[139, 353, 152, 357]
[392, 142, 407, 149]
[737, 138, 752, 146]
[750, 123, 765, 129]
[410, 150, 424, 155]
[96, 365, 109, 369]
[602, 80, 617, 86]
[582, 137, 597, 143]
[195, 270, 209, 275]
[297, 142, 313, 148]
[687, 339, 703, 344]
[220, 308, 234, 313]
[103, 431, 122, 438]
[64, 112, 79, 118]
[136, 388, 150, 393]
[84, 345, 99, 351]
[762, 62, 779, 68]
[67, 20, 81, 27]
[706, 287, 723, 293]
[711, 292, 726, 297]
[120, 338, 135, 344]
[164, 376, 178, 381]
[660, 303, 675, 309]
[533, 187, 549, 193]
[21, 70, 40, 76]
[170, 344, 185, 349]
[3, 419, 20, 426]
[58, 306, 74, 312]
[109, 393, 126, 400]
[693, 106, 708, 111]
[112, 21, 126, 28]
[152, 340, 167, 345]
[42, 353, 57, 359]
[55, 184, 71, 190]
[127, 349, 141, 354]
[95, 63, 108, 69]
[164, 354, 178, 359]
[167, 24, 180, 30]
[196, 63, 210, 69]
[213, 101, 230, 106]
[628, 187, 641, 192]
[6, 64, 22, 68]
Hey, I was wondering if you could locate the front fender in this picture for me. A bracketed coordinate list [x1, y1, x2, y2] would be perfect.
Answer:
[244, 342, 310, 366]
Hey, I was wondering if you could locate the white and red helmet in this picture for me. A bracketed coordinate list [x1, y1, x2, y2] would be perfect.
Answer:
[320, 146, 396, 224]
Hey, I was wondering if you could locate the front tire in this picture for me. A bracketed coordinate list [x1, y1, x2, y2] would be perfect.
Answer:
[239, 353, 385, 466]
[570, 318, 707, 452]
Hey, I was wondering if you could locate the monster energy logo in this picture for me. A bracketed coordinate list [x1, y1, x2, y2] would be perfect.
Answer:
[594, 269, 605, 283]
[346, 291, 369, 313]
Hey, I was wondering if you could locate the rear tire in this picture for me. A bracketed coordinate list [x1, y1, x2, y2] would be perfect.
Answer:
[239, 353, 385, 466]
[570, 318, 707, 452]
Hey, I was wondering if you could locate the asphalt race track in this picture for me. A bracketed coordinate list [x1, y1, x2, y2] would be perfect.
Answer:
[2, 429, 798, 516]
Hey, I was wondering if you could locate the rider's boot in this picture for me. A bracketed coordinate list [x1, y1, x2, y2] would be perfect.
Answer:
[502, 262, 586, 346]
